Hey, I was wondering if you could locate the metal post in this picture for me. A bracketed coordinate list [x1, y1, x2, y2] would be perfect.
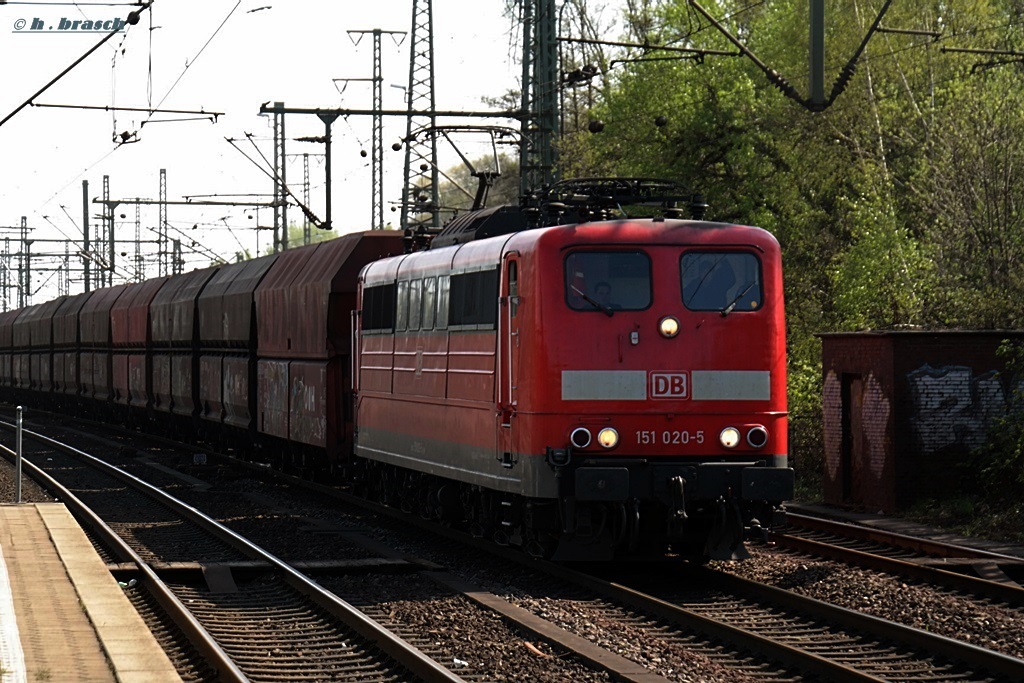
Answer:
[105, 175, 115, 285]
[317, 113, 338, 231]
[347, 29, 404, 229]
[279, 105, 287, 250]
[520, 0, 559, 196]
[809, 0, 826, 109]
[15, 406, 23, 503]
[82, 179, 90, 292]
[372, 31, 384, 230]
[173, 238, 182, 275]
[61, 242, 69, 296]
[272, 101, 286, 252]
[135, 201, 142, 280]
[2, 237, 8, 310]
[23, 228, 32, 307]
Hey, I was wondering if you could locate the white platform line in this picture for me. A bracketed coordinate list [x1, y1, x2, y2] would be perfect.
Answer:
[0, 546, 25, 683]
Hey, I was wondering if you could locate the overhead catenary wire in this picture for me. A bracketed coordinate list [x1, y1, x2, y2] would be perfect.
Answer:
[108, 0, 139, 138]
[0, 2, 152, 128]
[33, 144, 121, 216]
[144, 0, 241, 125]
[38, 213, 82, 248]
[223, 134, 325, 228]
[4, 4, 155, 236]
[685, 0, 901, 111]
[147, 5, 154, 109]
[158, 221, 228, 264]
[58, 205, 82, 236]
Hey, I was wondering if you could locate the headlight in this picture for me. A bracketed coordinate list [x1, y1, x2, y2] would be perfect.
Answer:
[597, 428, 619, 448]
[570, 427, 592, 449]
[747, 426, 768, 448]
[659, 316, 680, 338]
[719, 427, 741, 449]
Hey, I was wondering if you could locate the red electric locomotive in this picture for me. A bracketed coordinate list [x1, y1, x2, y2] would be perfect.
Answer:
[354, 179, 793, 560]
[0, 178, 792, 561]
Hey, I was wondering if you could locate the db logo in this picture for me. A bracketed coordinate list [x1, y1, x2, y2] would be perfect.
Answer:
[650, 372, 688, 399]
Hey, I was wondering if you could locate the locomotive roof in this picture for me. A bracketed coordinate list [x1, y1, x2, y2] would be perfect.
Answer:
[362, 218, 779, 287]
[428, 177, 709, 249]
[430, 206, 530, 249]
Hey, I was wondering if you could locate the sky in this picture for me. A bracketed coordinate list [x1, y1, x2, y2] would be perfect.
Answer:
[0, 0, 526, 303]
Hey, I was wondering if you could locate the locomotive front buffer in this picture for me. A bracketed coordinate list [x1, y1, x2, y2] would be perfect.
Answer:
[548, 449, 794, 561]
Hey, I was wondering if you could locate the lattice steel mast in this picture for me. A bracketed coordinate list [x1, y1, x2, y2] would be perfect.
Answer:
[158, 168, 167, 275]
[520, 0, 559, 196]
[348, 29, 405, 230]
[400, 0, 439, 231]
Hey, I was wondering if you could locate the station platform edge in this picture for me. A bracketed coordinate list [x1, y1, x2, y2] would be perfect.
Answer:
[0, 503, 180, 683]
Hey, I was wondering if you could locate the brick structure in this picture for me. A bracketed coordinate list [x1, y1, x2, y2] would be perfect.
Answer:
[819, 331, 1024, 513]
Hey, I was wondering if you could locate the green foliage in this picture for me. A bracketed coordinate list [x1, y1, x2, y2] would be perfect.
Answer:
[974, 341, 1024, 493]
[436, 153, 521, 217]
[558, 0, 1024, 490]
[905, 495, 1024, 545]
[787, 353, 824, 491]
[828, 184, 938, 329]
[564, 49, 776, 222]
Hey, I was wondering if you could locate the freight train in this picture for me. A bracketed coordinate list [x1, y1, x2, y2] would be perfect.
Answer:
[0, 179, 793, 561]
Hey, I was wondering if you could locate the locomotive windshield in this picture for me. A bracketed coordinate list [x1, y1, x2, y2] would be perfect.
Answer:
[681, 251, 762, 312]
[565, 251, 651, 312]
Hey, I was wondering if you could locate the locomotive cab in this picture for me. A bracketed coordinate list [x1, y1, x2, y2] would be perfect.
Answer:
[502, 220, 793, 560]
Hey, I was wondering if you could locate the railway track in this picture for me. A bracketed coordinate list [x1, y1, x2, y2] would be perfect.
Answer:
[0, 421, 463, 682]
[0, 415, 761, 681]
[771, 509, 1024, 604]
[601, 564, 1024, 682]
[313, 503, 1024, 682]
[5, 413, 1024, 682]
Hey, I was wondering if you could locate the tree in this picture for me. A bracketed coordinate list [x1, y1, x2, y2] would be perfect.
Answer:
[559, 0, 1024, 485]
[436, 153, 521, 219]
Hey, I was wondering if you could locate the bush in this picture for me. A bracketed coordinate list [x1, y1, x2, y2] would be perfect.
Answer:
[974, 341, 1024, 495]
[788, 357, 824, 500]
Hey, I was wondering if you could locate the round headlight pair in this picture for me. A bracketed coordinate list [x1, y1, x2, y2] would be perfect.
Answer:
[570, 427, 619, 450]
[719, 425, 769, 449]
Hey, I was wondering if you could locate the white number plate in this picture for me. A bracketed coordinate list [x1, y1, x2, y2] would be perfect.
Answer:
[635, 430, 705, 446]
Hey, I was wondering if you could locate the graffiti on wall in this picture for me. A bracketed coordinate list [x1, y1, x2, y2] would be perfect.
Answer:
[822, 370, 891, 483]
[861, 374, 891, 478]
[823, 370, 842, 483]
[906, 364, 1008, 454]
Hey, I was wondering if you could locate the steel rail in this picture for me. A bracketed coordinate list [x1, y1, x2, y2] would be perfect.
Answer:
[772, 531, 1024, 605]
[13, 413, 711, 683]
[236, 460, 887, 683]
[540, 562, 894, 683]
[0, 438, 249, 683]
[52, 420, 849, 682]
[0, 421, 466, 683]
[21, 411, 1023, 682]
[265, 460, 1024, 681]
[784, 511, 1024, 562]
[700, 568, 1024, 682]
